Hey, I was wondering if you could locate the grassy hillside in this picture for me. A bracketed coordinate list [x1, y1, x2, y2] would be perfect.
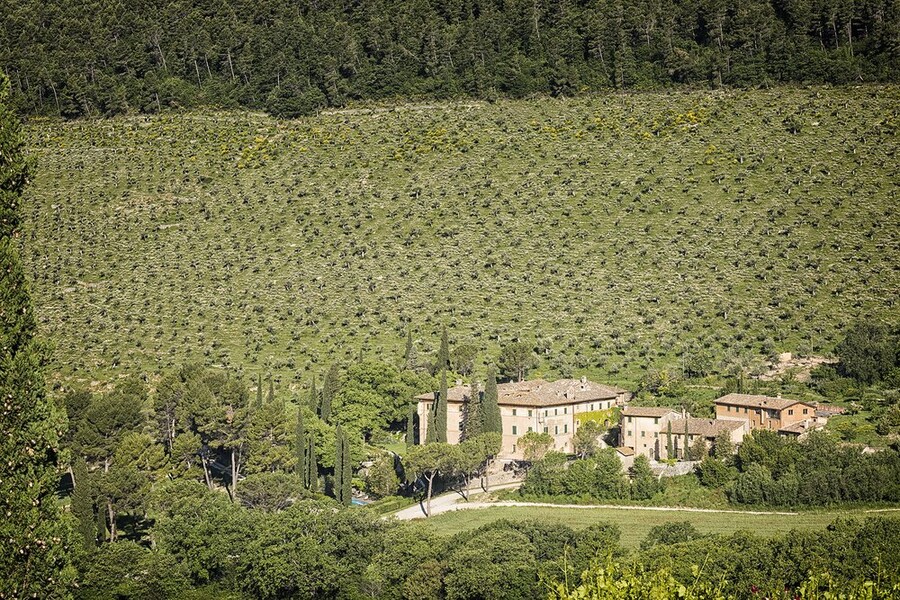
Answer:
[20, 87, 900, 389]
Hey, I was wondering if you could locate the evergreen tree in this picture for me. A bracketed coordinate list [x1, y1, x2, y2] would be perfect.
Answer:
[341, 428, 352, 505]
[295, 406, 308, 486]
[306, 436, 318, 493]
[0, 74, 72, 598]
[256, 373, 263, 408]
[321, 364, 339, 422]
[683, 418, 690, 461]
[481, 367, 502, 434]
[425, 400, 438, 444]
[464, 380, 483, 439]
[334, 425, 345, 502]
[267, 376, 275, 404]
[308, 375, 318, 412]
[71, 456, 97, 549]
[404, 327, 415, 369]
[406, 405, 416, 446]
[434, 370, 449, 443]
[435, 326, 450, 372]
[666, 421, 674, 459]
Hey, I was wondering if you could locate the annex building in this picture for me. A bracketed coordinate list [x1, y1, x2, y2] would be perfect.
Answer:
[415, 378, 630, 459]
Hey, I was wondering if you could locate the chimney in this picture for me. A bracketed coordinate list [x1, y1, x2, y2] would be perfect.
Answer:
[455, 379, 462, 387]
[580, 376, 587, 384]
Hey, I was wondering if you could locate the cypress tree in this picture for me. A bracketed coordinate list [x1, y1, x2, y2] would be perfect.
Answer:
[404, 327, 415, 369]
[425, 400, 438, 444]
[435, 325, 450, 372]
[334, 425, 344, 502]
[434, 369, 448, 443]
[0, 75, 72, 597]
[256, 373, 263, 408]
[341, 428, 352, 505]
[308, 375, 318, 411]
[666, 421, 674, 459]
[71, 457, 96, 549]
[683, 418, 690, 460]
[321, 364, 339, 422]
[482, 366, 502, 434]
[406, 405, 416, 446]
[295, 406, 308, 486]
[307, 436, 318, 493]
[465, 380, 482, 438]
[267, 376, 275, 404]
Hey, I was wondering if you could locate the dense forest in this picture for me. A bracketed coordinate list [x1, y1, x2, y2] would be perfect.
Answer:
[2, 0, 899, 117]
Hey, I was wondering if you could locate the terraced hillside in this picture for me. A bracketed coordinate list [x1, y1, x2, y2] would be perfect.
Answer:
[20, 87, 900, 388]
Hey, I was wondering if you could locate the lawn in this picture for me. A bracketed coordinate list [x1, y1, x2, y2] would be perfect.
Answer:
[420, 505, 900, 550]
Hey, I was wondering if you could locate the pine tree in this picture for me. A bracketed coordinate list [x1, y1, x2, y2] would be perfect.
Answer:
[435, 325, 450, 372]
[0, 74, 72, 598]
[434, 370, 448, 443]
[482, 367, 502, 434]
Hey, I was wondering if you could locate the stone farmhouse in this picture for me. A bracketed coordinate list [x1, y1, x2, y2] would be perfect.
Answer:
[618, 407, 747, 461]
[414, 378, 630, 459]
[714, 393, 821, 436]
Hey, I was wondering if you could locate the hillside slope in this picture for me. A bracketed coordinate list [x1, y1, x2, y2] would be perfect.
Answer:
[20, 87, 900, 387]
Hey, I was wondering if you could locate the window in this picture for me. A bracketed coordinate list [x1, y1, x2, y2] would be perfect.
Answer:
[544, 410, 548, 417]
[528, 410, 533, 417]
[788, 409, 794, 415]
[590, 404, 594, 411]
[641, 431, 646, 438]
[554, 408, 558, 416]
[802, 408, 808, 415]
[653, 417, 659, 424]
[654, 432, 659, 438]
[543, 426, 548, 434]
[564, 424, 568, 433]
[512, 409, 517, 416]
[727, 406, 731, 412]
[627, 429, 632, 436]
[528, 427, 533, 433]
[627, 416, 633, 423]
[564, 407, 568, 414]
[555, 426, 559, 435]
[744, 407, 748, 413]
[512, 425, 518, 435]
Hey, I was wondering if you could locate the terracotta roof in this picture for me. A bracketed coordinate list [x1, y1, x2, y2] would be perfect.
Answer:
[779, 419, 822, 435]
[615, 446, 635, 456]
[814, 403, 845, 415]
[414, 378, 626, 408]
[682, 418, 745, 438]
[621, 406, 679, 418]
[714, 393, 811, 411]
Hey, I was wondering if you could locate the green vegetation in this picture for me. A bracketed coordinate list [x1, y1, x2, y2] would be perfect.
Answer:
[420, 505, 896, 550]
[0, 73, 72, 598]
[2, 0, 898, 118]
[18, 87, 900, 390]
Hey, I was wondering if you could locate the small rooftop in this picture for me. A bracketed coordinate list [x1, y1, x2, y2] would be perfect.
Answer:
[620, 406, 679, 418]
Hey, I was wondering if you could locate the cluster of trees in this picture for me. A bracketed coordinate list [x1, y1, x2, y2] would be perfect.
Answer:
[71, 482, 900, 599]
[696, 429, 900, 506]
[0, 73, 72, 598]
[520, 449, 662, 501]
[4, 0, 898, 118]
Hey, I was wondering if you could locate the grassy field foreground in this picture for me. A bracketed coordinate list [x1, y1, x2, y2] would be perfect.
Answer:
[20, 87, 900, 388]
[420, 504, 900, 549]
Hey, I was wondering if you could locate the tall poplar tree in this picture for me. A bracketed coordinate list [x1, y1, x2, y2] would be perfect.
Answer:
[0, 74, 72, 598]
[481, 367, 502, 434]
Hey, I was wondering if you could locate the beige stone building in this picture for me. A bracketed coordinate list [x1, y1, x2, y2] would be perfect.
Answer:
[414, 378, 630, 459]
[714, 393, 818, 434]
[618, 408, 748, 460]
